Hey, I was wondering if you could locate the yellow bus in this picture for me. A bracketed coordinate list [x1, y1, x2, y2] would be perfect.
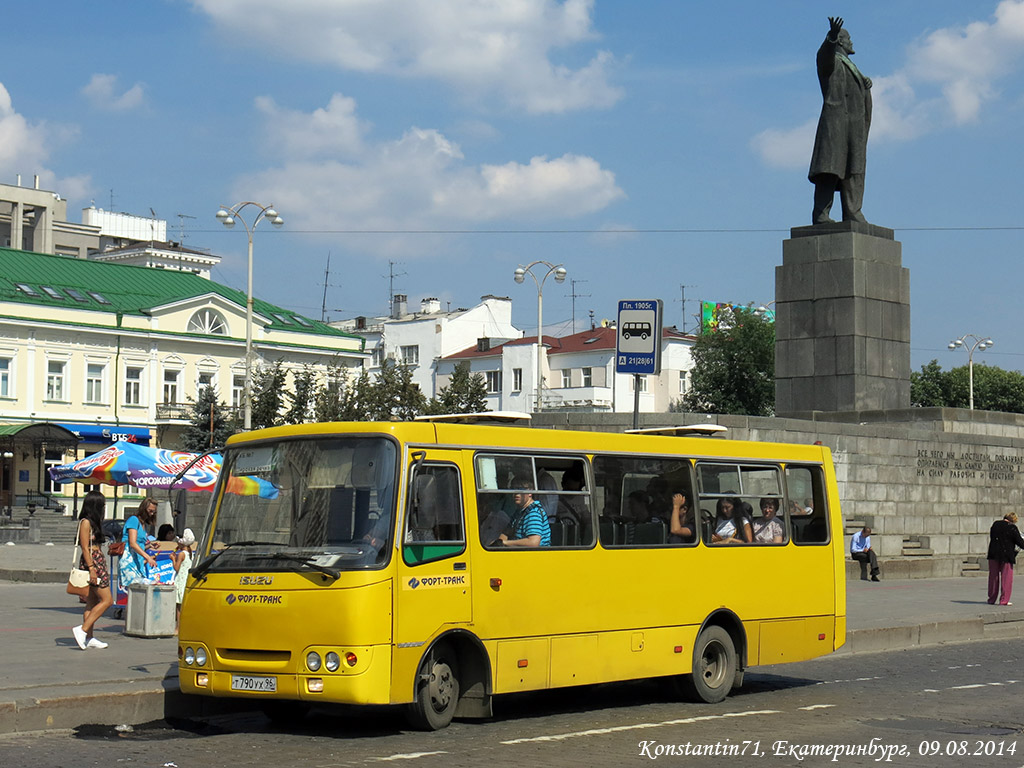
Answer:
[178, 419, 845, 729]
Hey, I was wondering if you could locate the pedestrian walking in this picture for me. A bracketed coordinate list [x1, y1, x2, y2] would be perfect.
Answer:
[72, 490, 113, 650]
[987, 512, 1024, 606]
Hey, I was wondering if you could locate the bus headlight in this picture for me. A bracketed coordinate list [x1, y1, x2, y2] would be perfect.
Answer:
[195, 647, 207, 667]
[184, 647, 195, 665]
[325, 652, 340, 672]
[306, 651, 322, 672]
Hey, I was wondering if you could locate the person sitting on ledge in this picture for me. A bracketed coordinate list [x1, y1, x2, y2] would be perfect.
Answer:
[851, 525, 880, 581]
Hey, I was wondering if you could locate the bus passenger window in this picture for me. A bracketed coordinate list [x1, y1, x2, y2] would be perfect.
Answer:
[592, 454, 694, 548]
[786, 465, 828, 544]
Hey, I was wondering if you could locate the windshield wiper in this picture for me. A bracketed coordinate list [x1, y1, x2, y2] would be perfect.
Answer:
[190, 541, 284, 581]
[267, 553, 341, 581]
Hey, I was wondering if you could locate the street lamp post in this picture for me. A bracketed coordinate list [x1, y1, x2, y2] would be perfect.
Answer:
[948, 334, 994, 410]
[514, 261, 567, 412]
[216, 202, 284, 430]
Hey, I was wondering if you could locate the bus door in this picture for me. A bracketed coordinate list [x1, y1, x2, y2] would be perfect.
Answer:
[395, 452, 472, 647]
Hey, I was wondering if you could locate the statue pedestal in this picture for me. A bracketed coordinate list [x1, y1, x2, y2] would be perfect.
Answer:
[775, 221, 910, 415]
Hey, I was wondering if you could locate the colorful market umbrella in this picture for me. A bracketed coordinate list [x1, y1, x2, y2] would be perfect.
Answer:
[48, 442, 277, 499]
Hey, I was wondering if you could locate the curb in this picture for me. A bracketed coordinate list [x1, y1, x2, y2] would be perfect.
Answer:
[0, 569, 66, 584]
[0, 682, 260, 736]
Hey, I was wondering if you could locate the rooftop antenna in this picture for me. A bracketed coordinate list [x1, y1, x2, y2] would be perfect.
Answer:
[677, 284, 697, 334]
[109, 189, 116, 212]
[565, 279, 590, 335]
[321, 252, 333, 322]
[149, 208, 157, 241]
[384, 260, 407, 316]
[176, 213, 196, 241]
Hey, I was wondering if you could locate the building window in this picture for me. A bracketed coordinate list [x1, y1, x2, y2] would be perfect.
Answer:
[631, 375, 648, 392]
[400, 345, 420, 366]
[232, 375, 245, 408]
[187, 308, 228, 335]
[679, 370, 688, 395]
[46, 360, 66, 401]
[582, 367, 593, 387]
[512, 368, 523, 392]
[0, 357, 10, 397]
[371, 345, 384, 367]
[125, 367, 142, 405]
[163, 369, 180, 404]
[85, 363, 105, 403]
[197, 371, 215, 393]
[485, 370, 502, 393]
[561, 369, 571, 388]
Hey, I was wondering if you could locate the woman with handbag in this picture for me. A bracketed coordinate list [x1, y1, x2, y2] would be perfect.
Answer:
[119, 497, 157, 587]
[72, 490, 113, 650]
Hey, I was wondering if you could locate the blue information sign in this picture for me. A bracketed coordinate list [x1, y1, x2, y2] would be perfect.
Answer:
[616, 299, 663, 375]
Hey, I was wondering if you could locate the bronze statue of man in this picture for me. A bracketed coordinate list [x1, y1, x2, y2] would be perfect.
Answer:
[809, 17, 872, 224]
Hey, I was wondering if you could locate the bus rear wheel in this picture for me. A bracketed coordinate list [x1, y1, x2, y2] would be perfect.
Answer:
[407, 648, 460, 731]
[680, 625, 735, 704]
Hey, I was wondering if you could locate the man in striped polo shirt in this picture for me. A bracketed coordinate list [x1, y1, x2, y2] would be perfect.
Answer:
[498, 478, 552, 548]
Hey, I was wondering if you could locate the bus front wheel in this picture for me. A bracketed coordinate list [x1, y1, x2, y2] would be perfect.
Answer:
[407, 647, 460, 730]
[681, 625, 735, 704]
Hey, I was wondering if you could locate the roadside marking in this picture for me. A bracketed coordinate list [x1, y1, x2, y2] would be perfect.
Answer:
[500, 709, 780, 745]
[816, 676, 882, 685]
[798, 704, 836, 710]
[373, 752, 448, 761]
[923, 680, 1019, 693]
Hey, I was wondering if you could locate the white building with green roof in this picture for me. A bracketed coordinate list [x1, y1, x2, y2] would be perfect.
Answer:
[0, 246, 366, 514]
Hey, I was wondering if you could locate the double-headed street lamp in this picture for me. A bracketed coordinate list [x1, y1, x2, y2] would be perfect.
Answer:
[948, 333, 994, 411]
[514, 261, 567, 412]
[216, 202, 284, 430]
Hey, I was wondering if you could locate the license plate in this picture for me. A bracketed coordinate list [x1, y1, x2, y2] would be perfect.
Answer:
[231, 674, 277, 692]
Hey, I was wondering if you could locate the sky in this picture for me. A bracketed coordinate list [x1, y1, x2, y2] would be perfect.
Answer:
[3, 1, 1024, 372]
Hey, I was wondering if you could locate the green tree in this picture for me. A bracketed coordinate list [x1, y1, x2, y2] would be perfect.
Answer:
[682, 306, 775, 416]
[314, 365, 370, 422]
[283, 366, 317, 425]
[911, 360, 1024, 413]
[910, 359, 955, 407]
[366, 360, 427, 421]
[250, 360, 287, 430]
[429, 361, 489, 414]
[180, 385, 237, 451]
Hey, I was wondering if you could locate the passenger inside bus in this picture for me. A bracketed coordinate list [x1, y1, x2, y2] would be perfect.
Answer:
[669, 491, 696, 543]
[710, 496, 752, 544]
[495, 478, 551, 548]
[752, 497, 784, 544]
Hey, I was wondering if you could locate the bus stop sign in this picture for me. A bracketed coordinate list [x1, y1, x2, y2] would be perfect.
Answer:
[616, 299, 662, 375]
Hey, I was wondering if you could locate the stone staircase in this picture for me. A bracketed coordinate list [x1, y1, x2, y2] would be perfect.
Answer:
[901, 535, 934, 558]
[0, 510, 79, 545]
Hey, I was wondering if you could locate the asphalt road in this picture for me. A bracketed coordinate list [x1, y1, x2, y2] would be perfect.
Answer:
[2, 637, 1022, 768]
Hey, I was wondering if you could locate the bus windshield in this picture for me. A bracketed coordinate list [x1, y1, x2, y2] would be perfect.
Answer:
[203, 436, 398, 573]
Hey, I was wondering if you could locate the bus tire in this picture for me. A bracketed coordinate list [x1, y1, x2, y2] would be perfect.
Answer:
[681, 625, 735, 704]
[407, 647, 460, 731]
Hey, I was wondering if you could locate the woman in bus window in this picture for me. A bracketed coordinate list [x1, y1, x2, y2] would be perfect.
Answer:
[711, 496, 752, 544]
[669, 491, 695, 543]
[753, 498, 784, 544]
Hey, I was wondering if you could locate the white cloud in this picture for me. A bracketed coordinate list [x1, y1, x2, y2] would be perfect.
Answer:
[234, 93, 623, 236]
[753, 0, 1024, 167]
[750, 120, 816, 170]
[191, 0, 622, 114]
[81, 74, 145, 111]
[256, 93, 366, 159]
[0, 81, 90, 198]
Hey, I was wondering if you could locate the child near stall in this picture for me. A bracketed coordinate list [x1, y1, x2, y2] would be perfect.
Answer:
[171, 528, 195, 633]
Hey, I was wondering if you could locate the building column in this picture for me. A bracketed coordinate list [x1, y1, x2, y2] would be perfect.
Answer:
[11, 201, 23, 250]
